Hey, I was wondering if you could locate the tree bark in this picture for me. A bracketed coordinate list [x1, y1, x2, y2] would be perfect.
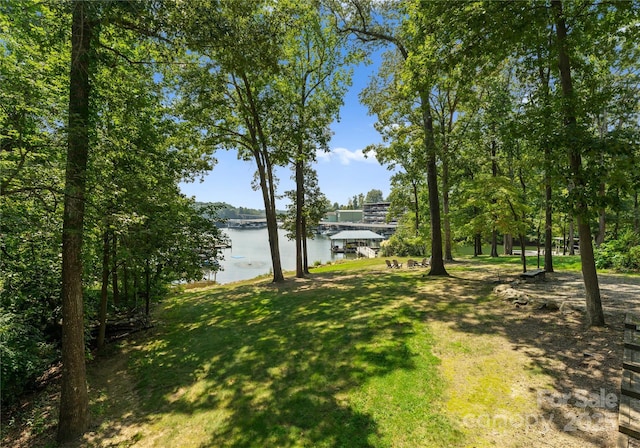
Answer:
[553, 0, 604, 326]
[442, 156, 453, 261]
[97, 229, 110, 350]
[111, 234, 119, 306]
[145, 258, 150, 316]
[238, 72, 284, 283]
[57, 1, 91, 442]
[474, 234, 482, 257]
[504, 234, 513, 255]
[544, 172, 554, 272]
[418, 90, 447, 276]
[596, 201, 606, 246]
[519, 234, 527, 273]
[490, 139, 499, 258]
[295, 159, 305, 278]
[568, 215, 575, 255]
[412, 181, 420, 235]
[302, 215, 310, 274]
[634, 191, 639, 233]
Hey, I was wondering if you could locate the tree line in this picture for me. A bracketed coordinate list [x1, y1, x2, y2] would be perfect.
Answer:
[1, 0, 638, 443]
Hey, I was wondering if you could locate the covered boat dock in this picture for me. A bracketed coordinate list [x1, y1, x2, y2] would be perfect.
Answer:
[329, 230, 385, 257]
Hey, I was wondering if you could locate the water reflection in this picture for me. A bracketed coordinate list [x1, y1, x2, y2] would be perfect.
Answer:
[208, 228, 354, 284]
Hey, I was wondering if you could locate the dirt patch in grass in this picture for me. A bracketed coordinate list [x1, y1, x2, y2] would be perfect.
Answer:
[428, 263, 633, 447]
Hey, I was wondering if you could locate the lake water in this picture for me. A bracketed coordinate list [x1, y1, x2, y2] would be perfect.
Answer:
[205, 228, 355, 284]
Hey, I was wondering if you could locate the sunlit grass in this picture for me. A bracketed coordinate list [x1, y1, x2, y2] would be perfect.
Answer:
[85, 257, 567, 447]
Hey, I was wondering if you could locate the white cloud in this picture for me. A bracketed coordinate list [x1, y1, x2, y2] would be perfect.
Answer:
[316, 147, 377, 165]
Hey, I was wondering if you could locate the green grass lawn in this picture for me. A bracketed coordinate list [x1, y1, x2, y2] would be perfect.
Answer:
[6, 254, 636, 447]
[116, 260, 463, 447]
[79, 257, 563, 447]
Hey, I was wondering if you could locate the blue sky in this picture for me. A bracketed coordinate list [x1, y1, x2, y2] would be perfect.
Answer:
[179, 52, 393, 210]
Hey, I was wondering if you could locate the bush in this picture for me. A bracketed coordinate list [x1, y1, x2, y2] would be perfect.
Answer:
[595, 231, 640, 271]
[0, 311, 56, 404]
[380, 234, 427, 257]
[629, 246, 640, 269]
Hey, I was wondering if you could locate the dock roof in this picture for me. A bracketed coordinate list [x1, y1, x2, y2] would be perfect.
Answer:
[329, 230, 385, 240]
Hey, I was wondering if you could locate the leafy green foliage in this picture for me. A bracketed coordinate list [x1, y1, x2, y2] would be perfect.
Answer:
[595, 231, 640, 271]
[0, 312, 56, 404]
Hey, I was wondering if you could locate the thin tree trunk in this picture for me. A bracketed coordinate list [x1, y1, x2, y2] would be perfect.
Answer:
[418, 90, 447, 276]
[544, 175, 554, 272]
[474, 234, 482, 257]
[111, 233, 119, 306]
[490, 139, 499, 258]
[519, 234, 527, 273]
[491, 231, 499, 257]
[302, 216, 310, 274]
[295, 159, 304, 278]
[634, 191, 639, 233]
[123, 260, 129, 307]
[239, 72, 284, 283]
[596, 182, 606, 247]
[145, 258, 150, 316]
[504, 234, 513, 255]
[97, 229, 110, 350]
[568, 215, 575, 255]
[553, 0, 604, 326]
[442, 157, 453, 261]
[412, 182, 420, 235]
[58, 1, 91, 442]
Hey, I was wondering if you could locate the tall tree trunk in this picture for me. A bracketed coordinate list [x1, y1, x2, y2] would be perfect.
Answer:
[302, 215, 310, 274]
[295, 159, 304, 278]
[538, 41, 554, 273]
[133, 274, 139, 310]
[553, 0, 604, 326]
[145, 258, 150, 316]
[255, 151, 284, 282]
[111, 233, 119, 306]
[490, 139, 499, 258]
[123, 260, 129, 307]
[58, 1, 92, 442]
[97, 229, 110, 350]
[568, 215, 575, 255]
[442, 156, 453, 261]
[474, 234, 482, 257]
[491, 231, 499, 257]
[240, 72, 284, 283]
[596, 199, 606, 246]
[412, 182, 420, 235]
[519, 234, 527, 273]
[544, 171, 554, 272]
[634, 191, 639, 233]
[418, 90, 447, 276]
[504, 234, 513, 255]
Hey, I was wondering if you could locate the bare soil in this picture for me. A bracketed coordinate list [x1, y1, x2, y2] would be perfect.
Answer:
[479, 268, 640, 447]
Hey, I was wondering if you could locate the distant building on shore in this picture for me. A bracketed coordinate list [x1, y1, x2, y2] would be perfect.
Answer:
[363, 202, 396, 225]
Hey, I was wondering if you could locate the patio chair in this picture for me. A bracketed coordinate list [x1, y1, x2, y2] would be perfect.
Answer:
[392, 259, 403, 268]
[407, 259, 417, 268]
[419, 258, 430, 267]
[385, 259, 393, 268]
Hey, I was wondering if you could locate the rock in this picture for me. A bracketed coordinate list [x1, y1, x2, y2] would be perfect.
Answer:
[535, 301, 560, 311]
[493, 284, 529, 302]
[559, 301, 577, 313]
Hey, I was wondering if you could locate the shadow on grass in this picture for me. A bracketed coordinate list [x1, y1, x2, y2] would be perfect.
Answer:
[84, 269, 460, 447]
[412, 265, 628, 447]
[80, 258, 633, 448]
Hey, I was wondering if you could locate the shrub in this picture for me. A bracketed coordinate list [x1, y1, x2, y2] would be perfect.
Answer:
[0, 311, 56, 404]
[379, 234, 427, 257]
[595, 231, 640, 271]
